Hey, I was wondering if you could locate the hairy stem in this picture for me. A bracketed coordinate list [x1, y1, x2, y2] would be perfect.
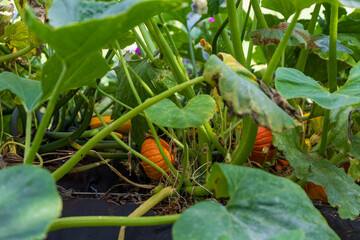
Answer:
[262, 10, 301, 85]
[49, 215, 180, 232]
[227, 0, 246, 65]
[319, 3, 338, 156]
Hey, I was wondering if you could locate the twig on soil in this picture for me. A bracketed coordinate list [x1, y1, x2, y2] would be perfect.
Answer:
[93, 150, 156, 189]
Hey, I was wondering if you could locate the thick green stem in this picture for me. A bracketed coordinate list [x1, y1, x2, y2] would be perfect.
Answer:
[25, 63, 67, 164]
[146, 19, 195, 100]
[114, 41, 181, 179]
[231, 116, 258, 165]
[262, 10, 301, 85]
[250, 0, 268, 29]
[118, 187, 173, 239]
[0, 45, 34, 62]
[227, 0, 246, 65]
[296, 4, 321, 71]
[204, 123, 227, 157]
[79, 92, 172, 183]
[213, 15, 234, 55]
[24, 112, 32, 162]
[246, 16, 257, 68]
[131, 28, 155, 61]
[319, 3, 338, 156]
[49, 215, 180, 232]
[158, 14, 181, 59]
[138, 23, 157, 53]
[51, 77, 205, 181]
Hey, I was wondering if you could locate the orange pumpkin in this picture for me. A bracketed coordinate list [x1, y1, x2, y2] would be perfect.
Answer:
[141, 138, 174, 181]
[89, 116, 132, 135]
[249, 126, 277, 164]
[302, 182, 328, 203]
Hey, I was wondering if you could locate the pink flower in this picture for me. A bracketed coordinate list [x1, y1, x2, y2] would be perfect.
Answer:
[208, 17, 215, 23]
[135, 47, 141, 56]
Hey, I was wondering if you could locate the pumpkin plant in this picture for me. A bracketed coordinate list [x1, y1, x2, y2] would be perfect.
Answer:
[1, 0, 360, 239]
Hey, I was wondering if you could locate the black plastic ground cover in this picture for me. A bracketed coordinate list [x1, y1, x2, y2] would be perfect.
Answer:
[46, 200, 172, 240]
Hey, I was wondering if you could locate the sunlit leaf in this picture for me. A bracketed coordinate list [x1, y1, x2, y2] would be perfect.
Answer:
[145, 95, 216, 128]
[273, 128, 360, 220]
[23, 0, 182, 64]
[0, 165, 62, 240]
[203, 55, 297, 133]
[0, 21, 38, 57]
[173, 163, 339, 240]
[0, 72, 42, 112]
[275, 63, 360, 109]
[261, 0, 295, 20]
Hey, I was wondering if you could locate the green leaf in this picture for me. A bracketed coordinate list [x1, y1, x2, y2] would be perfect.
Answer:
[0, 165, 62, 240]
[23, 0, 181, 64]
[273, 128, 360, 219]
[145, 95, 216, 128]
[327, 107, 352, 153]
[261, 0, 295, 20]
[112, 59, 175, 146]
[267, 230, 306, 240]
[0, 72, 42, 112]
[207, 0, 225, 16]
[173, 163, 338, 240]
[203, 55, 297, 133]
[41, 53, 110, 100]
[338, 10, 360, 33]
[275, 64, 360, 109]
[0, 21, 38, 57]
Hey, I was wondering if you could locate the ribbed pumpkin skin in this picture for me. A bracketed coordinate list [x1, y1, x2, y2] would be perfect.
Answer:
[89, 116, 132, 134]
[303, 182, 328, 203]
[249, 126, 277, 164]
[141, 138, 174, 181]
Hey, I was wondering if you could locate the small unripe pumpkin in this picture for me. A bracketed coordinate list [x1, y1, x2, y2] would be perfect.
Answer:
[141, 138, 174, 181]
[249, 126, 277, 164]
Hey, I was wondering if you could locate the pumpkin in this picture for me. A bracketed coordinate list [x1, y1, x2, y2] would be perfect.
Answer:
[249, 126, 277, 164]
[302, 182, 328, 203]
[89, 116, 132, 135]
[141, 137, 174, 181]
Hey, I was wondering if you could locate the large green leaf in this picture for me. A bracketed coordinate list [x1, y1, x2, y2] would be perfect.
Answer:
[273, 128, 360, 219]
[327, 107, 352, 153]
[0, 165, 62, 240]
[203, 55, 297, 133]
[261, 0, 295, 20]
[0, 72, 42, 112]
[41, 53, 110, 100]
[275, 63, 360, 109]
[23, 0, 181, 64]
[112, 59, 176, 146]
[173, 163, 338, 240]
[145, 95, 216, 128]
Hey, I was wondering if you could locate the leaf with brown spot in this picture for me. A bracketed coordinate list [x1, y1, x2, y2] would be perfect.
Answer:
[250, 22, 310, 48]
[258, 79, 302, 121]
[203, 55, 298, 133]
